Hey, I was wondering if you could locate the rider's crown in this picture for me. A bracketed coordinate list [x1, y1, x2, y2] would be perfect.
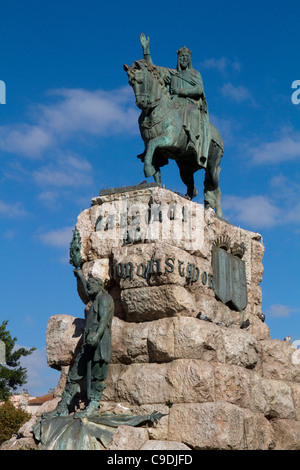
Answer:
[177, 46, 192, 56]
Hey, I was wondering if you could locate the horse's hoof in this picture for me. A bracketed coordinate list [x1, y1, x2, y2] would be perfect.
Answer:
[186, 188, 198, 200]
[144, 163, 155, 177]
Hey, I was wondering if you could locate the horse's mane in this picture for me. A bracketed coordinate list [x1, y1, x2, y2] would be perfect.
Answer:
[129, 60, 168, 95]
[140, 60, 165, 86]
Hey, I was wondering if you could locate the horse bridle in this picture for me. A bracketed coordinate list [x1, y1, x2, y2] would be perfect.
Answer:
[132, 70, 149, 104]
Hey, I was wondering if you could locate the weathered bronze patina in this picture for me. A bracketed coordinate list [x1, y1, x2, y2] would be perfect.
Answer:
[33, 410, 164, 450]
[124, 34, 224, 217]
[212, 238, 248, 312]
[43, 268, 114, 418]
[69, 229, 82, 268]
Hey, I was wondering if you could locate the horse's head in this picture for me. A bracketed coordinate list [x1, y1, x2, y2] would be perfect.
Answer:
[123, 60, 149, 109]
[123, 60, 164, 110]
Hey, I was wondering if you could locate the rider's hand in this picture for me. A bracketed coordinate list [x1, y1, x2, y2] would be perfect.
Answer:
[140, 33, 149, 51]
[171, 86, 178, 95]
[86, 334, 97, 349]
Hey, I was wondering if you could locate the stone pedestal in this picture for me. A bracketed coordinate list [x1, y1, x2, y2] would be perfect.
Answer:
[46, 186, 300, 450]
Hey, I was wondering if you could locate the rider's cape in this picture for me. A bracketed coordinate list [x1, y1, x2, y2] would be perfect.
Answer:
[158, 66, 210, 167]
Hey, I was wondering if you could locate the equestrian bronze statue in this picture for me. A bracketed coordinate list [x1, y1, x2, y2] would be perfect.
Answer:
[124, 33, 224, 217]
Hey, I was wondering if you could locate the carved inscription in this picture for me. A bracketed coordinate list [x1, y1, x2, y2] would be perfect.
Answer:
[109, 256, 214, 288]
[94, 201, 205, 251]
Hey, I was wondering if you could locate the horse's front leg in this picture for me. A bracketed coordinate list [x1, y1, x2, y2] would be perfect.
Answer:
[153, 167, 161, 184]
[144, 135, 171, 178]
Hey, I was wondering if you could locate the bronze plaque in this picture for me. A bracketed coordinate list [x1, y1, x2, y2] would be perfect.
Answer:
[212, 247, 248, 311]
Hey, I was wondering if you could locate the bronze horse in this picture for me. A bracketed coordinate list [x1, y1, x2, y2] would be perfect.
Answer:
[124, 59, 223, 218]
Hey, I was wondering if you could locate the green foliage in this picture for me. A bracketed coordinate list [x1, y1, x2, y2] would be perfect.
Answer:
[0, 400, 31, 445]
[0, 320, 36, 401]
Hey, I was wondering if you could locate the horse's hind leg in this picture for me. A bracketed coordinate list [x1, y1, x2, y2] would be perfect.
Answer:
[153, 164, 161, 184]
[204, 142, 223, 217]
[176, 162, 198, 199]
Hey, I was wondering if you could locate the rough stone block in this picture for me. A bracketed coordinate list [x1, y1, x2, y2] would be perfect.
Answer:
[168, 402, 275, 450]
[112, 363, 171, 405]
[251, 238, 265, 285]
[147, 318, 175, 362]
[260, 339, 300, 382]
[213, 364, 296, 420]
[46, 314, 85, 370]
[121, 285, 197, 322]
[111, 317, 150, 364]
[261, 378, 295, 419]
[290, 382, 300, 421]
[271, 419, 300, 450]
[0, 436, 39, 451]
[102, 364, 127, 402]
[82, 259, 110, 283]
[221, 327, 259, 369]
[249, 314, 270, 341]
[167, 359, 215, 404]
[214, 364, 253, 409]
[173, 317, 223, 362]
[105, 360, 215, 407]
[107, 425, 149, 450]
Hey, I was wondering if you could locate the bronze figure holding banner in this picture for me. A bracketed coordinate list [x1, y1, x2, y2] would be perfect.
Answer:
[44, 269, 114, 418]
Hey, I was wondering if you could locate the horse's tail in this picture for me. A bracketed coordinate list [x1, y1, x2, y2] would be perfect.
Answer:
[209, 123, 224, 153]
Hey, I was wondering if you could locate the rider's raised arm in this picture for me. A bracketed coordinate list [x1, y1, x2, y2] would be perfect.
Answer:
[140, 33, 153, 65]
[73, 268, 90, 300]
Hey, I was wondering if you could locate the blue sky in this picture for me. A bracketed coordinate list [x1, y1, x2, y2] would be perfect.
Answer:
[1, 0, 300, 396]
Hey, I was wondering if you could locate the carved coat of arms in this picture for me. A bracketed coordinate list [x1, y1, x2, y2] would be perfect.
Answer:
[212, 236, 247, 311]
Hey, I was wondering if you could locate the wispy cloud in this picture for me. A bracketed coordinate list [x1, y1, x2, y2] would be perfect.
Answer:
[222, 171, 300, 231]
[266, 304, 300, 318]
[222, 194, 281, 229]
[200, 57, 241, 73]
[0, 125, 53, 158]
[220, 82, 255, 105]
[0, 87, 138, 159]
[32, 153, 93, 188]
[39, 87, 138, 137]
[248, 131, 300, 165]
[0, 200, 29, 218]
[38, 226, 74, 248]
[37, 191, 61, 210]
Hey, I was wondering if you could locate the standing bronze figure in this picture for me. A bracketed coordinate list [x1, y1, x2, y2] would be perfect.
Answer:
[44, 269, 114, 418]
